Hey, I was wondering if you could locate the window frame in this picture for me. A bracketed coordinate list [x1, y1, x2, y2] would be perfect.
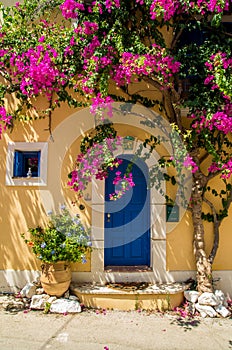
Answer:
[6, 142, 48, 186]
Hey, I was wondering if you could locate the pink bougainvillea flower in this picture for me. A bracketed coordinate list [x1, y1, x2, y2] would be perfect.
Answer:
[60, 0, 85, 19]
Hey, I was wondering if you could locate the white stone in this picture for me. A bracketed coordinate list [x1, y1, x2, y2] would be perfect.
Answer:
[69, 295, 79, 301]
[47, 296, 57, 304]
[198, 292, 220, 307]
[36, 288, 45, 295]
[184, 290, 199, 303]
[195, 303, 217, 318]
[186, 302, 196, 315]
[215, 290, 228, 307]
[0, 296, 14, 309]
[20, 283, 37, 298]
[30, 294, 50, 310]
[5, 300, 25, 312]
[215, 305, 231, 318]
[50, 298, 81, 313]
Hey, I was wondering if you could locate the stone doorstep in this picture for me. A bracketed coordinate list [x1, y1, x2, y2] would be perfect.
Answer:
[70, 282, 191, 295]
[70, 282, 191, 311]
[104, 265, 153, 272]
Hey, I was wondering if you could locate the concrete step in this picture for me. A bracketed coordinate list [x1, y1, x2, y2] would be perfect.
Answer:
[70, 282, 190, 311]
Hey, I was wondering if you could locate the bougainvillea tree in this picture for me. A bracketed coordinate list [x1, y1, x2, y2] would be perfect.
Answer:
[0, 0, 231, 293]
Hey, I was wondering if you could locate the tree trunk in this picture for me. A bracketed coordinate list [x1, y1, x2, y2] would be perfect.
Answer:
[192, 172, 213, 294]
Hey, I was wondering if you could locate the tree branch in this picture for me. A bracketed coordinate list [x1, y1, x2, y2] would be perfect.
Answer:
[142, 76, 181, 127]
[44, 94, 54, 141]
[222, 183, 232, 217]
[203, 197, 219, 264]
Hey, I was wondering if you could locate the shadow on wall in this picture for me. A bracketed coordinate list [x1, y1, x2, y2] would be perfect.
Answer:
[0, 185, 47, 271]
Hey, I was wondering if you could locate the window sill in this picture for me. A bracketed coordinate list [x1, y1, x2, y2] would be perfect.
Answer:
[6, 177, 46, 186]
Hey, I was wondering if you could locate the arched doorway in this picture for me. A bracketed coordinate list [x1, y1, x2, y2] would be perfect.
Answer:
[104, 155, 150, 267]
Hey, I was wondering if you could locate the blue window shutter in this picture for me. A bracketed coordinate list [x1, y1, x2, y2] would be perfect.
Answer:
[37, 151, 41, 177]
[13, 151, 23, 177]
[22, 153, 28, 177]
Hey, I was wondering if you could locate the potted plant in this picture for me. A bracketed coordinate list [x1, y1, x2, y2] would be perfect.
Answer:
[21, 206, 91, 297]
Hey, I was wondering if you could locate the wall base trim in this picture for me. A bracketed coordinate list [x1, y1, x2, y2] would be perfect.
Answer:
[0, 270, 231, 297]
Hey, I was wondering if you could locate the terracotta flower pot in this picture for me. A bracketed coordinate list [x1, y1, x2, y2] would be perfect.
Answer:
[40, 261, 71, 297]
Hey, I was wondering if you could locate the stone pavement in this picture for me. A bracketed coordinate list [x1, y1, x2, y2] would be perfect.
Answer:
[0, 307, 232, 350]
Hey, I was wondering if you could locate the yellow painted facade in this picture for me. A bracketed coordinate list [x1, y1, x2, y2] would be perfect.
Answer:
[0, 105, 92, 273]
[1, 104, 232, 285]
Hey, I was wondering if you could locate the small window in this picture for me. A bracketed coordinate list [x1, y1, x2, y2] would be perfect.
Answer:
[13, 150, 41, 178]
[6, 142, 48, 186]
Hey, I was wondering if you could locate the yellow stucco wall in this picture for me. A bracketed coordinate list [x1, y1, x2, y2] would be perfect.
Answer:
[0, 104, 91, 272]
[166, 181, 232, 271]
[1, 104, 232, 274]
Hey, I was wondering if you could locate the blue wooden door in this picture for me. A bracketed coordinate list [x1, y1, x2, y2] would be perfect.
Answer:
[104, 155, 150, 266]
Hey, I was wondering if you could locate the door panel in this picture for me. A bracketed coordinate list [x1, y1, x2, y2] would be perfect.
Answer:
[104, 155, 150, 266]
